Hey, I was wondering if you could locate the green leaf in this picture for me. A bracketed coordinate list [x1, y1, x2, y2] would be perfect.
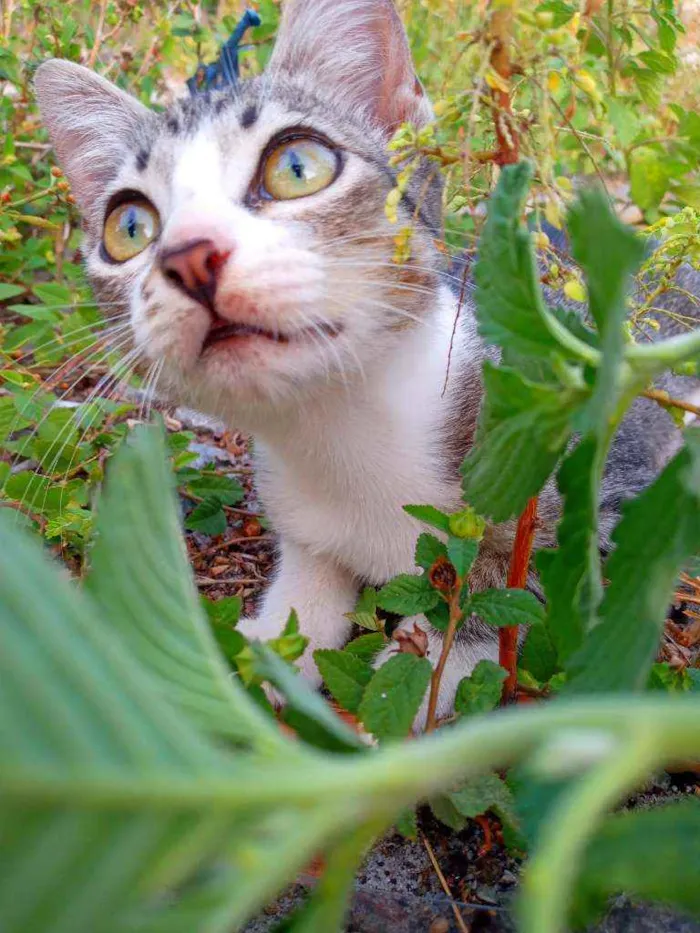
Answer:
[185, 497, 227, 536]
[251, 643, 365, 754]
[461, 364, 581, 521]
[0, 282, 26, 301]
[314, 649, 373, 714]
[87, 426, 279, 748]
[403, 503, 451, 533]
[395, 807, 418, 840]
[345, 587, 381, 631]
[646, 662, 695, 693]
[455, 660, 507, 716]
[0, 508, 299, 933]
[630, 147, 672, 211]
[201, 595, 242, 628]
[464, 588, 545, 628]
[520, 623, 559, 683]
[538, 439, 603, 665]
[447, 536, 479, 578]
[187, 473, 244, 505]
[567, 189, 645, 437]
[344, 632, 387, 662]
[568, 430, 700, 693]
[358, 654, 432, 740]
[415, 532, 447, 571]
[572, 802, 700, 926]
[376, 573, 440, 615]
[450, 773, 517, 823]
[473, 161, 561, 358]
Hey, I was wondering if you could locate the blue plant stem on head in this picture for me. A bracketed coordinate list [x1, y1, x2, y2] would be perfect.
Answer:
[187, 9, 262, 95]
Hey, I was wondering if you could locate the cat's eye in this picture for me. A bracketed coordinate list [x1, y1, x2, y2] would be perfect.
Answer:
[262, 138, 338, 200]
[103, 198, 160, 262]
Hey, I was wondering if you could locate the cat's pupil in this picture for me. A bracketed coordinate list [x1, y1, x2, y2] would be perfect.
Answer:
[125, 209, 137, 239]
[288, 151, 304, 180]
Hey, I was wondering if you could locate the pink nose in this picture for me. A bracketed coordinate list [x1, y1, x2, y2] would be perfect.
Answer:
[160, 238, 230, 311]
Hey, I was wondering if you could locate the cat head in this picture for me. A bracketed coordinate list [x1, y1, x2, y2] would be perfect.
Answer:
[35, 0, 443, 423]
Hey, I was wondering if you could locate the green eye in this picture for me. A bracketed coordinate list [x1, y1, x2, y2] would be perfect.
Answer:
[103, 199, 160, 262]
[263, 138, 338, 200]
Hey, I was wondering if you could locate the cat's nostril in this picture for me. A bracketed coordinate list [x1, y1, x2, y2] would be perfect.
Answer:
[160, 238, 230, 308]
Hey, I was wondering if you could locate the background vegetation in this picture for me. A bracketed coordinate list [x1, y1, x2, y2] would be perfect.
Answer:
[1, 1, 700, 931]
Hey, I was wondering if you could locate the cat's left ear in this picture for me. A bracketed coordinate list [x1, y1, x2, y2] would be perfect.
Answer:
[267, 0, 432, 135]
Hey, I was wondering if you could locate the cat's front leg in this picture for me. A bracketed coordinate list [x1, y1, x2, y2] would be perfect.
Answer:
[237, 537, 357, 687]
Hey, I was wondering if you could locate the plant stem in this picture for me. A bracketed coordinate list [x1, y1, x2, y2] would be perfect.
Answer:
[501, 496, 539, 703]
[489, 0, 519, 166]
[519, 733, 658, 933]
[642, 388, 700, 419]
[8, 698, 700, 815]
[425, 586, 463, 733]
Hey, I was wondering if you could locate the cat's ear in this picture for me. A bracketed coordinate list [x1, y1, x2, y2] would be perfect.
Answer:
[34, 60, 153, 215]
[267, 0, 432, 134]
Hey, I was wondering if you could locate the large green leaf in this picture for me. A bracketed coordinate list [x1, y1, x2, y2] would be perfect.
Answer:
[461, 365, 582, 521]
[538, 439, 603, 665]
[567, 429, 700, 692]
[86, 426, 281, 750]
[474, 161, 562, 359]
[572, 801, 700, 927]
[0, 509, 284, 933]
[567, 189, 645, 438]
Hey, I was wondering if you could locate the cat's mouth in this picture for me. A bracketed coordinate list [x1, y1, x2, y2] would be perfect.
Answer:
[201, 317, 341, 353]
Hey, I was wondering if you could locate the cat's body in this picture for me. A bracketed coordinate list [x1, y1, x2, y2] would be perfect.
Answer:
[35, 0, 698, 726]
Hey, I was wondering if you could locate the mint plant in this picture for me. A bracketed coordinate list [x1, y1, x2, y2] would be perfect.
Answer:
[1, 422, 700, 933]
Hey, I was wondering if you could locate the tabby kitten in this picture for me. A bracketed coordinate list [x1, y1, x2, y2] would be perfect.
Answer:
[35, 0, 689, 726]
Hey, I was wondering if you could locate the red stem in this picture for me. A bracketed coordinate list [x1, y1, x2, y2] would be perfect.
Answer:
[500, 496, 539, 704]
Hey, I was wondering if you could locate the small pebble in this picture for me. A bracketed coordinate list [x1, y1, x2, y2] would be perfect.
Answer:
[429, 918, 450, 933]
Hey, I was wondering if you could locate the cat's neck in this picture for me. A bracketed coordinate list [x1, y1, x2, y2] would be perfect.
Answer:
[244, 284, 482, 498]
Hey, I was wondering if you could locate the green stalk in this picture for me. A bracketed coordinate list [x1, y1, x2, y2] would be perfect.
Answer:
[518, 732, 659, 933]
[6, 697, 700, 814]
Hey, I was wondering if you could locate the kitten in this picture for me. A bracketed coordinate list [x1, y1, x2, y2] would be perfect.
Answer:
[35, 0, 698, 727]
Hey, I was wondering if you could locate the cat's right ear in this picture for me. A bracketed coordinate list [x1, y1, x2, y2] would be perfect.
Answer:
[34, 60, 153, 217]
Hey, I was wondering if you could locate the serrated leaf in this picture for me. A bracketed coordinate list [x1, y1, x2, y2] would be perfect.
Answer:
[464, 588, 545, 628]
[520, 623, 559, 683]
[538, 439, 603, 665]
[86, 427, 279, 747]
[358, 653, 432, 740]
[376, 573, 440, 615]
[345, 587, 381, 631]
[344, 632, 386, 662]
[314, 649, 373, 714]
[184, 497, 227, 535]
[403, 503, 451, 533]
[447, 536, 479, 577]
[567, 430, 700, 692]
[474, 161, 562, 358]
[187, 473, 244, 505]
[415, 532, 447, 571]
[450, 773, 517, 824]
[201, 595, 242, 628]
[461, 364, 581, 521]
[455, 660, 507, 716]
[567, 189, 645, 437]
